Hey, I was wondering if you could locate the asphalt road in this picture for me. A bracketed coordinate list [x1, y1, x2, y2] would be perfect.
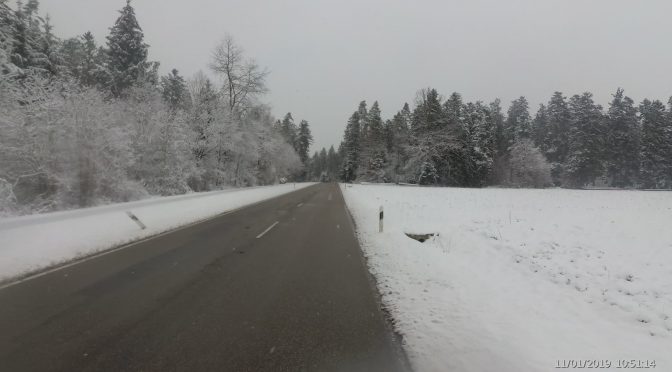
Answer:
[0, 183, 407, 372]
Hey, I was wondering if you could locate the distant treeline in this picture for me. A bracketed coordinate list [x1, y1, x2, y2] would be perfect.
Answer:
[310, 89, 671, 189]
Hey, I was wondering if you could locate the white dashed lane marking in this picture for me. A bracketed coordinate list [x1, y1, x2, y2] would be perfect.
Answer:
[256, 221, 279, 239]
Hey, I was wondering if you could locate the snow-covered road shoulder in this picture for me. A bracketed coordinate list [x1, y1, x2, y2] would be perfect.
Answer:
[341, 184, 672, 372]
[0, 183, 315, 284]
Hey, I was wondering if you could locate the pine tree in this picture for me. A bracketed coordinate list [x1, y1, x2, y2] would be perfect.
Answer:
[82, 32, 108, 88]
[443, 92, 463, 133]
[400, 102, 412, 127]
[532, 104, 548, 149]
[541, 92, 572, 184]
[308, 151, 319, 179]
[0, 0, 18, 75]
[488, 99, 508, 184]
[412, 88, 442, 133]
[383, 118, 394, 151]
[23, 0, 50, 73]
[326, 145, 339, 180]
[160, 69, 189, 112]
[464, 101, 496, 185]
[36, 15, 58, 74]
[565, 93, 606, 187]
[359, 101, 387, 180]
[385, 103, 411, 179]
[341, 112, 361, 182]
[490, 99, 506, 157]
[61, 31, 106, 87]
[0, 1, 13, 33]
[392, 103, 411, 144]
[543, 92, 571, 162]
[639, 99, 672, 188]
[22, 0, 38, 18]
[604, 88, 640, 187]
[296, 120, 313, 165]
[505, 96, 532, 144]
[357, 100, 369, 140]
[11, 1, 37, 69]
[441, 93, 470, 186]
[531, 103, 553, 183]
[106, 0, 150, 97]
[667, 98, 672, 184]
[279, 113, 298, 149]
[59, 36, 84, 78]
[368, 101, 384, 145]
[316, 147, 328, 180]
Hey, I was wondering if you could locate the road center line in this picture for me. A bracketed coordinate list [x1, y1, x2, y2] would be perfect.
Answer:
[328, 193, 333, 201]
[297, 203, 303, 207]
[256, 221, 280, 239]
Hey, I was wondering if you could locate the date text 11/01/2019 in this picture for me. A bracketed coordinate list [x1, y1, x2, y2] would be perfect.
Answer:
[555, 360, 656, 369]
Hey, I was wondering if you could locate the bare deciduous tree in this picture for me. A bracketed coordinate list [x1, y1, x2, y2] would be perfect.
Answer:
[209, 35, 269, 115]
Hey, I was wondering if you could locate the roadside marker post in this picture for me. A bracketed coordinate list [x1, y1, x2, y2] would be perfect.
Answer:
[379, 206, 384, 233]
[126, 211, 147, 230]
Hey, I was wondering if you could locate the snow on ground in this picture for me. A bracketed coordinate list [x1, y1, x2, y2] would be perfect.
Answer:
[0, 183, 314, 283]
[341, 184, 672, 372]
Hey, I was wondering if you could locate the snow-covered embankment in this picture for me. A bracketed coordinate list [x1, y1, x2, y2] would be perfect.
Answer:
[0, 183, 314, 283]
[342, 184, 672, 372]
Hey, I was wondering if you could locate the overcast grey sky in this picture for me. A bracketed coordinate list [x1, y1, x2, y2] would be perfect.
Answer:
[39, 0, 672, 152]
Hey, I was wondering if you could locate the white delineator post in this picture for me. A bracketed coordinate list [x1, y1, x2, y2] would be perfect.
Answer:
[379, 206, 384, 233]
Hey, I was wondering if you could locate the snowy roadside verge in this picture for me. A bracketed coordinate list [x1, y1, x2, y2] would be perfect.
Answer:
[341, 184, 672, 372]
[0, 183, 315, 284]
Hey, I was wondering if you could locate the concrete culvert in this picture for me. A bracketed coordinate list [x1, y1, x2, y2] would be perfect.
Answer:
[405, 233, 438, 243]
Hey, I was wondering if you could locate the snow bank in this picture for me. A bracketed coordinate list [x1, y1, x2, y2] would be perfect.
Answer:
[0, 183, 314, 282]
[341, 184, 672, 372]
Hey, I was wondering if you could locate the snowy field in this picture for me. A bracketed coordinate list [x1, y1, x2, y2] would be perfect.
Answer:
[0, 183, 314, 283]
[341, 184, 672, 372]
